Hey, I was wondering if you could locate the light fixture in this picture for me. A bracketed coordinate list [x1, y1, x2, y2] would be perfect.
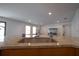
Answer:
[27, 42, 31, 46]
[28, 20, 31, 23]
[57, 42, 60, 45]
[48, 12, 52, 16]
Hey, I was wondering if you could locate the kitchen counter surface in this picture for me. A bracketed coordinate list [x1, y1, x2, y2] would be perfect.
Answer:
[0, 43, 78, 50]
[0, 36, 79, 50]
[0, 37, 79, 56]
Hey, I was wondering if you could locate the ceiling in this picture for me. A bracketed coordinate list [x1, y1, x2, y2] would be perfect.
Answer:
[0, 3, 79, 25]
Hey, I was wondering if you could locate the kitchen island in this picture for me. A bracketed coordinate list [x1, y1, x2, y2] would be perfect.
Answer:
[0, 43, 79, 56]
[0, 37, 79, 56]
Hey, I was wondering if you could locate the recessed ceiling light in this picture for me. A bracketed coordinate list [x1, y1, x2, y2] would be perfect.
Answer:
[28, 20, 31, 23]
[48, 12, 52, 15]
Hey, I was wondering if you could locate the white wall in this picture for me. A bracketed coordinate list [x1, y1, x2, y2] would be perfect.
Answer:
[0, 17, 38, 45]
[63, 23, 71, 37]
[71, 8, 79, 45]
[71, 8, 79, 38]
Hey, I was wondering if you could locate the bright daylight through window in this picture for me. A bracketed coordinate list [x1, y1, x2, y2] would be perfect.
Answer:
[25, 25, 31, 37]
[32, 26, 36, 37]
[25, 25, 36, 38]
[0, 22, 6, 42]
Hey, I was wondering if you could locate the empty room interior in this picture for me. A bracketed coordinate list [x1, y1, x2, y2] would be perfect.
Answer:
[0, 3, 79, 56]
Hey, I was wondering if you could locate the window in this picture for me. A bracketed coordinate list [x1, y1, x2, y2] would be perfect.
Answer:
[0, 21, 6, 42]
[25, 25, 37, 38]
[32, 26, 36, 37]
[25, 26, 31, 37]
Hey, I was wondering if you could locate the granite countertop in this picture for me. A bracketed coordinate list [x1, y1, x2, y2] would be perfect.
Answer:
[0, 42, 76, 50]
[0, 37, 79, 50]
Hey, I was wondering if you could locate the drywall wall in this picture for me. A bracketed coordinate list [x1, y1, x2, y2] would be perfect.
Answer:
[71, 8, 79, 38]
[0, 17, 38, 45]
[71, 8, 79, 45]
[0, 17, 25, 45]
[63, 23, 71, 37]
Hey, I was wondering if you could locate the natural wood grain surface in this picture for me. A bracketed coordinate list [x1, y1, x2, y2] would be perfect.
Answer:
[75, 48, 79, 56]
[39, 47, 75, 56]
[0, 50, 1, 56]
[1, 48, 39, 56]
[1, 47, 75, 56]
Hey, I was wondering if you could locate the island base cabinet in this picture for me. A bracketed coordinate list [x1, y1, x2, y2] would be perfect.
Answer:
[1, 48, 39, 56]
[0, 50, 2, 56]
[1, 47, 75, 56]
[39, 48, 75, 56]
[75, 48, 79, 56]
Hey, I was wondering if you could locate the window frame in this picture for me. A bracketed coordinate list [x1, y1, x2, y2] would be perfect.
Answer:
[32, 26, 37, 37]
[25, 25, 37, 38]
[0, 21, 6, 36]
[0, 21, 6, 42]
[25, 25, 31, 38]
